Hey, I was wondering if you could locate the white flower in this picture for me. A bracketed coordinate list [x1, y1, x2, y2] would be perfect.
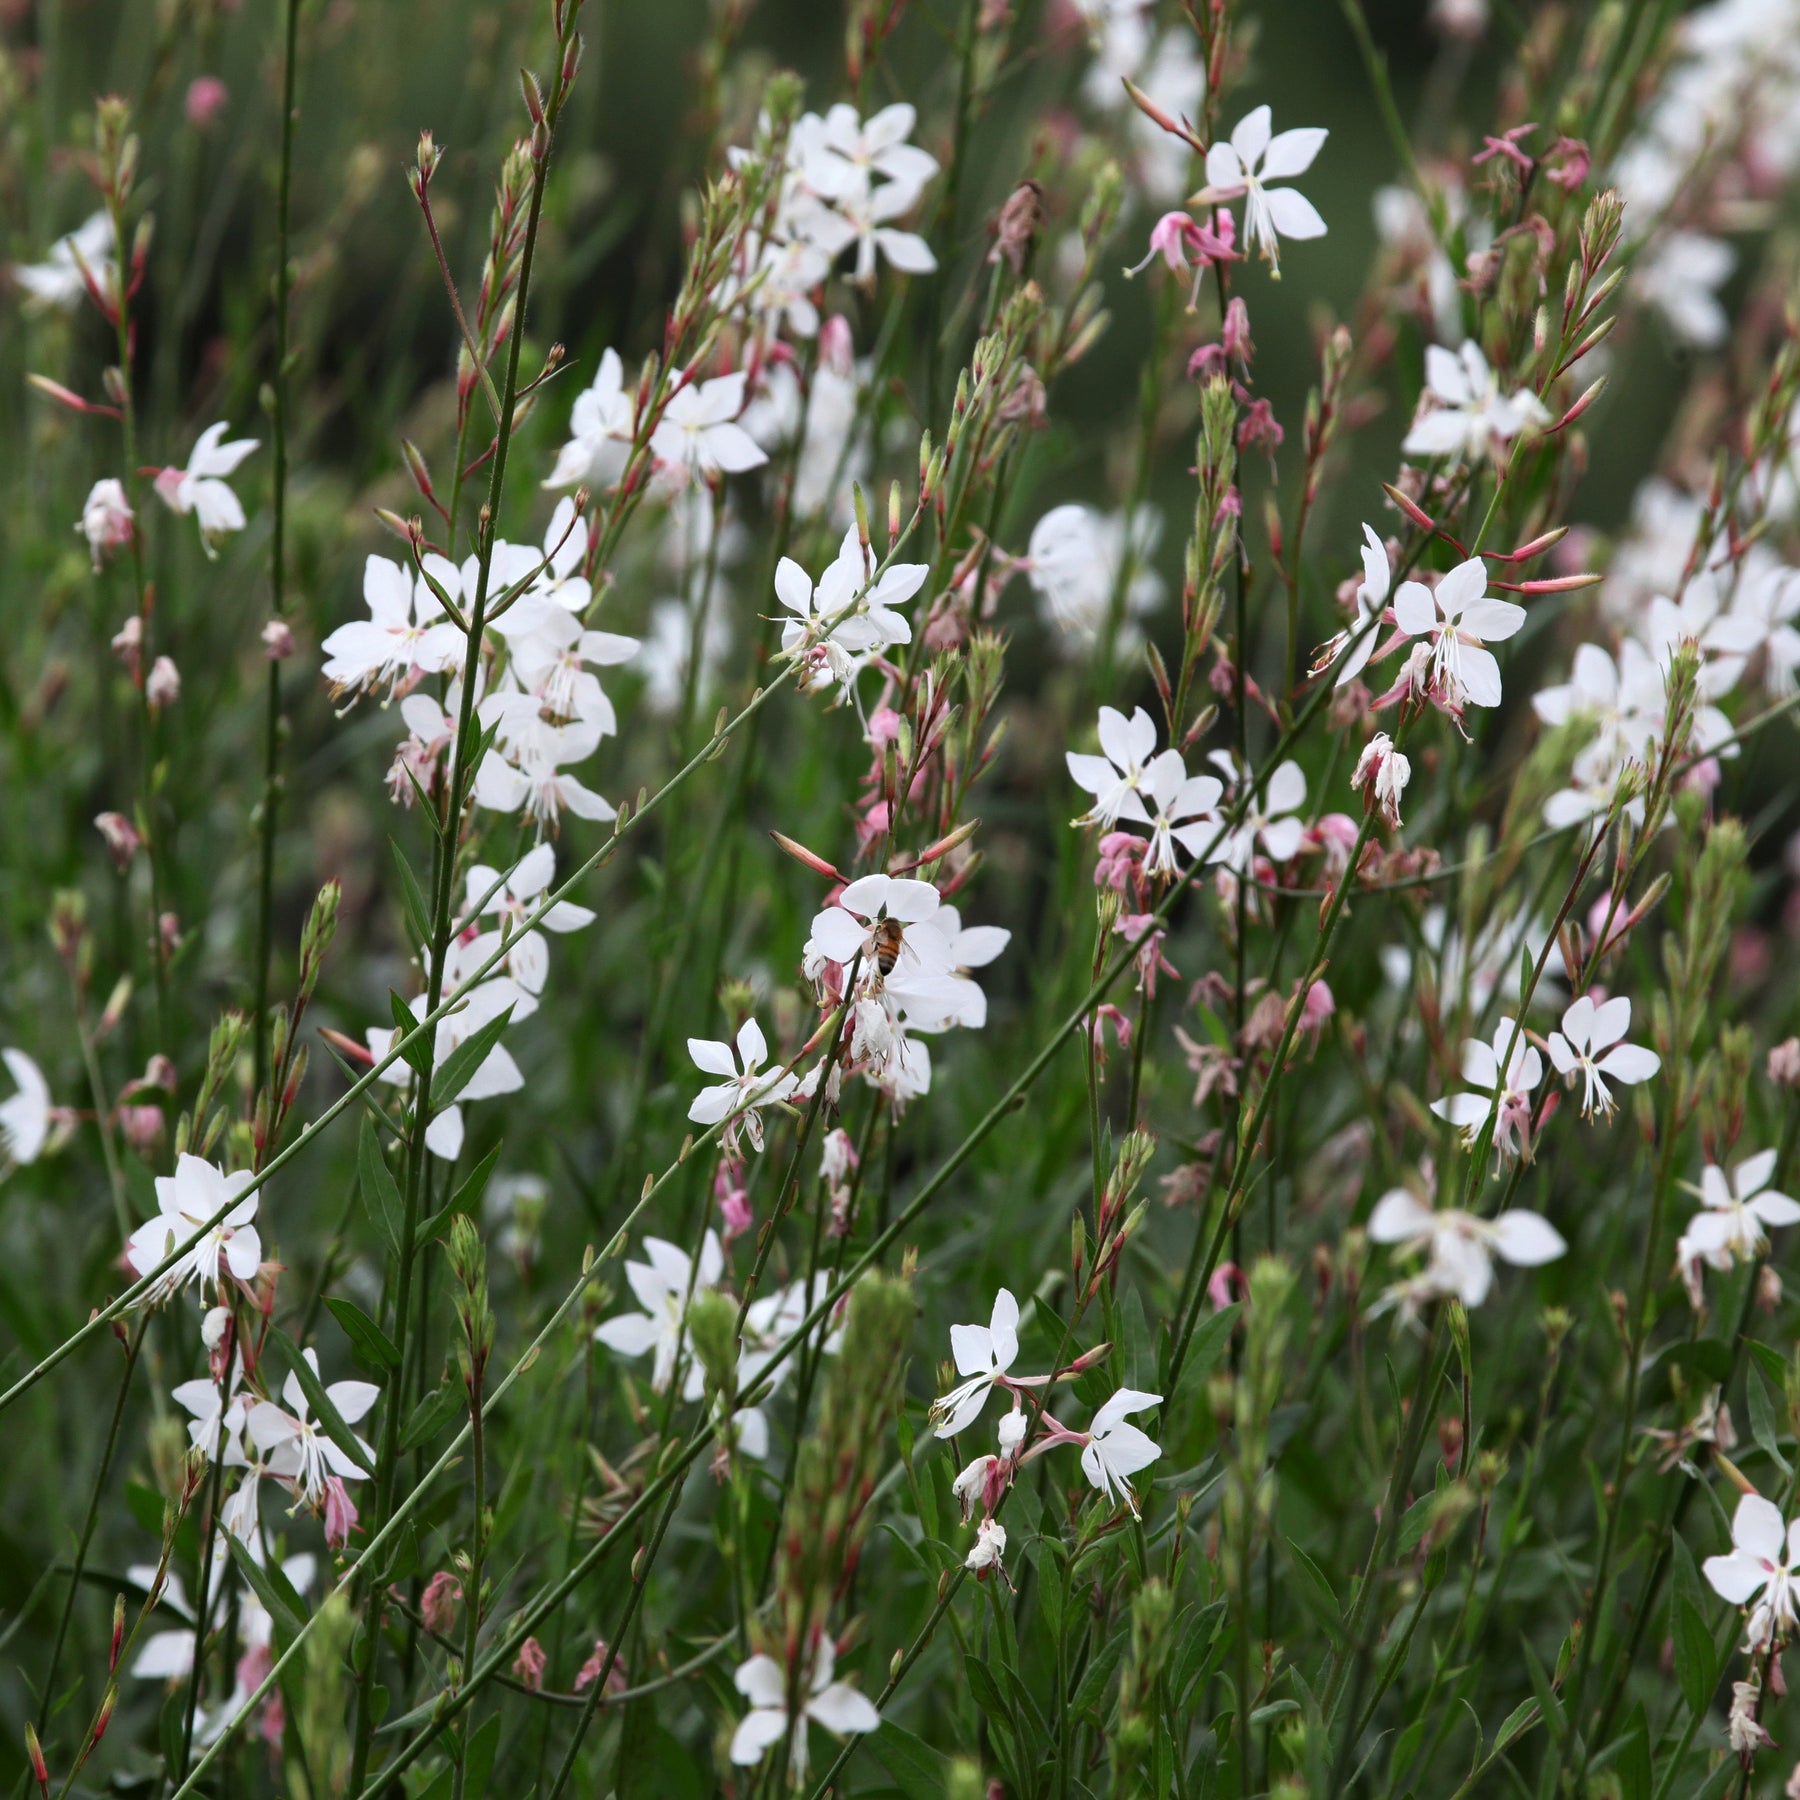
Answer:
[125, 1154, 261, 1305]
[320, 554, 465, 698]
[1705, 1492, 1800, 1652]
[800, 102, 939, 200]
[809, 874, 947, 984]
[0, 1048, 51, 1165]
[1323, 525, 1390, 686]
[1351, 732, 1411, 829]
[11, 210, 113, 311]
[1024, 504, 1165, 649]
[687, 1018, 800, 1153]
[1196, 104, 1328, 273]
[153, 421, 259, 553]
[458, 844, 595, 995]
[1392, 557, 1525, 711]
[593, 1231, 725, 1401]
[797, 179, 938, 283]
[966, 1517, 1009, 1575]
[1066, 705, 1163, 829]
[1079, 1388, 1162, 1516]
[930, 1288, 1020, 1437]
[1402, 341, 1549, 462]
[777, 527, 927, 695]
[1728, 562, 1800, 695]
[1678, 1150, 1800, 1272]
[1546, 995, 1660, 1118]
[544, 348, 634, 490]
[729, 1638, 880, 1774]
[472, 705, 615, 830]
[78, 479, 134, 570]
[1207, 758, 1307, 872]
[1429, 1017, 1543, 1163]
[649, 370, 768, 484]
[1136, 752, 1225, 877]
[246, 1349, 379, 1504]
[1368, 1188, 1566, 1308]
[172, 1369, 248, 1466]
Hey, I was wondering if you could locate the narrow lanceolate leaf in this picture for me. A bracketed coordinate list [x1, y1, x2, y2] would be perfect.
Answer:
[359, 1115, 405, 1257]
[390, 838, 435, 944]
[325, 1296, 401, 1371]
[1673, 1595, 1717, 1718]
[431, 1004, 515, 1109]
[400, 1379, 465, 1453]
[415, 1140, 504, 1250]
[227, 1532, 305, 1639]
[269, 1328, 375, 1477]
[389, 991, 432, 1074]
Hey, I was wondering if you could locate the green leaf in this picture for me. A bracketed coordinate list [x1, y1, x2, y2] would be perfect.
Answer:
[400, 1378, 466, 1453]
[1520, 1637, 1565, 1739]
[1073, 1628, 1129, 1715]
[1673, 1595, 1717, 1718]
[1035, 1538, 1066, 1646]
[389, 991, 431, 1074]
[389, 839, 433, 949]
[227, 1533, 304, 1638]
[1745, 1339, 1787, 1388]
[1493, 1695, 1540, 1755]
[432, 1002, 516, 1109]
[868, 1721, 951, 1800]
[1173, 1304, 1240, 1398]
[269, 1329, 375, 1477]
[1748, 1362, 1792, 1477]
[325, 1296, 400, 1371]
[416, 1140, 503, 1250]
[358, 1116, 404, 1258]
[1283, 1541, 1345, 1645]
[966, 1656, 1016, 1730]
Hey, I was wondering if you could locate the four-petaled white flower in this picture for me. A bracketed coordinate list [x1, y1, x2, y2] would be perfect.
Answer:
[1368, 1188, 1566, 1308]
[1208, 758, 1307, 872]
[125, 1154, 262, 1305]
[777, 527, 927, 696]
[1138, 753, 1225, 877]
[1195, 105, 1328, 274]
[1067, 705, 1164, 829]
[649, 371, 768, 484]
[810, 874, 945, 983]
[1429, 1017, 1543, 1163]
[593, 1231, 725, 1401]
[1546, 995, 1660, 1118]
[321, 554, 465, 698]
[1402, 341, 1549, 463]
[687, 1018, 800, 1153]
[544, 348, 634, 491]
[1705, 1492, 1800, 1652]
[1392, 557, 1525, 712]
[931, 1288, 1020, 1437]
[1078, 1388, 1163, 1517]
[729, 1638, 880, 1774]
[246, 1349, 379, 1505]
[153, 421, 259, 553]
[0, 1047, 51, 1166]
[12, 211, 114, 311]
[1679, 1150, 1800, 1272]
[457, 844, 595, 996]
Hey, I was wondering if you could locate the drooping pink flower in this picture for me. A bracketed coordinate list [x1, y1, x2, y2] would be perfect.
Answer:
[323, 1476, 359, 1550]
[421, 1570, 463, 1634]
[514, 1636, 548, 1692]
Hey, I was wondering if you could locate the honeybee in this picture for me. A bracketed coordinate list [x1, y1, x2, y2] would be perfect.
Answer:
[872, 916, 906, 977]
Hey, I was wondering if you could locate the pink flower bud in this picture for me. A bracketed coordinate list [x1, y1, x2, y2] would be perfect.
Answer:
[575, 1638, 628, 1695]
[117, 1104, 164, 1154]
[323, 1476, 359, 1549]
[513, 1636, 548, 1692]
[94, 811, 142, 872]
[146, 655, 181, 708]
[718, 1186, 752, 1244]
[111, 614, 143, 676]
[1221, 296, 1253, 360]
[262, 618, 295, 660]
[185, 76, 229, 128]
[421, 1570, 463, 1634]
[819, 314, 854, 378]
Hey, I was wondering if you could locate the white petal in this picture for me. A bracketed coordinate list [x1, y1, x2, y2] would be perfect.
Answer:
[1368, 1189, 1434, 1244]
[1488, 1210, 1567, 1266]
[1263, 186, 1327, 241]
[808, 1681, 881, 1735]
[1595, 1044, 1659, 1085]
[1733, 1493, 1788, 1562]
[1260, 126, 1327, 179]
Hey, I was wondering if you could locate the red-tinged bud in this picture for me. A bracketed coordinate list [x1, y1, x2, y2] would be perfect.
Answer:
[531, 120, 549, 162]
[1552, 373, 1608, 431]
[1499, 525, 1568, 562]
[1263, 490, 1283, 565]
[1535, 1087, 1562, 1135]
[769, 831, 844, 882]
[1509, 572, 1602, 594]
[910, 818, 980, 868]
[1064, 1340, 1113, 1376]
[24, 1723, 48, 1798]
[110, 1593, 126, 1672]
[400, 438, 436, 501]
[562, 32, 584, 89]
[1381, 481, 1435, 532]
[319, 1027, 376, 1067]
[1121, 77, 1200, 149]
[417, 131, 441, 184]
[26, 372, 121, 419]
[520, 68, 546, 124]
[91, 1683, 118, 1747]
[373, 507, 413, 543]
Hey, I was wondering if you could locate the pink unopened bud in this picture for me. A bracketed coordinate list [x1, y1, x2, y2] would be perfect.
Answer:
[421, 1570, 463, 1634]
[769, 831, 844, 883]
[718, 1186, 752, 1244]
[184, 76, 229, 128]
[262, 618, 295, 660]
[117, 1104, 164, 1155]
[575, 1638, 628, 1695]
[1208, 1262, 1245, 1311]
[819, 313, 854, 378]
[1221, 296, 1252, 360]
[513, 1636, 547, 1692]
[146, 655, 181, 708]
[111, 614, 143, 677]
[1298, 979, 1335, 1041]
[323, 1476, 359, 1549]
[94, 811, 142, 872]
[1769, 1038, 1800, 1090]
